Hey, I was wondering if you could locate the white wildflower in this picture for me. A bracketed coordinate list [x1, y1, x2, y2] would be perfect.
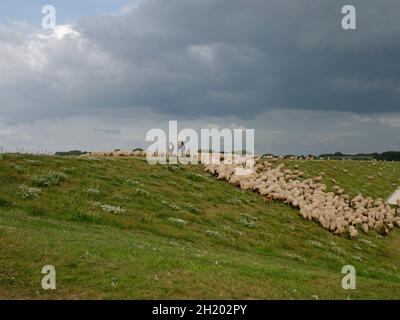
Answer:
[167, 217, 188, 225]
[18, 184, 41, 200]
[85, 187, 101, 195]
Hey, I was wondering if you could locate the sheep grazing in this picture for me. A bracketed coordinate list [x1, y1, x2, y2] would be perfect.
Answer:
[349, 226, 358, 238]
[313, 176, 323, 183]
[205, 157, 400, 238]
[83, 150, 147, 158]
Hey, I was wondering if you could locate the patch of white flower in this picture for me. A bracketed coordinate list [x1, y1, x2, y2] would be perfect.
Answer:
[285, 251, 306, 262]
[113, 194, 131, 201]
[307, 240, 323, 248]
[359, 239, 377, 248]
[330, 244, 346, 256]
[18, 184, 41, 200]
[351, 254, 363, 262]
[90, 201, 126, 214]
[238, 213, 258, 229]
[206, 229, 226, 238]
[127, 179, 141, 186]
[85, 187, 101, 195]
[227, 197, 242, 205]
[24, 159, 42, 165]
[31, 171, 67, 187]
[162, 200, 180, 210]
[100, 204, 126, 214]
[167, 217, 188, 225]
[11, 163, 25, 172]
[135, 188, 150, 198]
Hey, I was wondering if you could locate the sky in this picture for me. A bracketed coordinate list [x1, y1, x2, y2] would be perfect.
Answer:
[0, 0, 400, 155]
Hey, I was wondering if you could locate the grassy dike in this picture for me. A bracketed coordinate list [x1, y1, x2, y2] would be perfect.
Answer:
[1, 154, 400, 299]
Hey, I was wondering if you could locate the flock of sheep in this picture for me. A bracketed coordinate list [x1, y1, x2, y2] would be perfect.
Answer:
[204, 156, 400, 238]
[85, 150, 147, 157]
[82, 150, 400, 238]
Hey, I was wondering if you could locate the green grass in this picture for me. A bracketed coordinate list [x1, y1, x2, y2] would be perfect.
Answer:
[277, 159, 400, 199]
[1, 154, 400, 299]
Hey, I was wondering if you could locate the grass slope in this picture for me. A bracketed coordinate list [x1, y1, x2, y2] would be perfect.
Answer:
[1, 154, 400, 299]
[278, 159, 400, 199]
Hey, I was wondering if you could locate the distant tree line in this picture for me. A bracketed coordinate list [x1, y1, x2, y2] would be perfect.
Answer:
[55, 148, 145, 156]
[319, 151, 400, 161]
[54, 149, 400, 161]
[55, 150, 87, 156]
[372, 151, 400, 161]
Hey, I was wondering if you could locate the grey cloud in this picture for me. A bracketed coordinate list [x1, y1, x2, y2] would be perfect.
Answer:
[75, 0, 400, 116]
[1, 0, 400, 124]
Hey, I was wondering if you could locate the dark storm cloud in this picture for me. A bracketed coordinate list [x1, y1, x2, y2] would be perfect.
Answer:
[1, 0, 400, 121]
[73, 0, 400, 117]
